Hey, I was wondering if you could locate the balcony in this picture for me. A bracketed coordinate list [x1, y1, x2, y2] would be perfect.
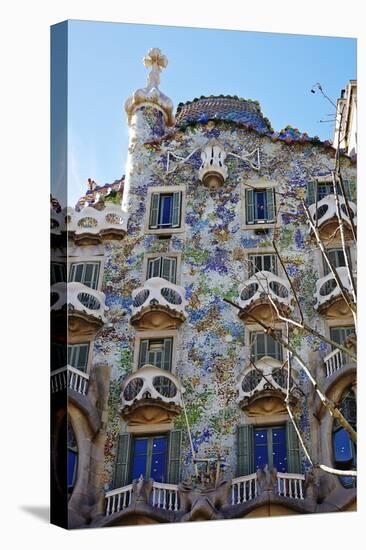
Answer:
[105, 480, 179, 517]
[238, 271, 293, 324]
[131, 277, 187, 330]
[68, 204, 128, 245]
[120, 365, 184, 426]
[236, 357, 300, 416]
[51, 365, 89, 395]
[323, 347, 356, 378]
[314, 266, 354, 317]
[51, 282, 108, 334]
[308, 195, 357, 243]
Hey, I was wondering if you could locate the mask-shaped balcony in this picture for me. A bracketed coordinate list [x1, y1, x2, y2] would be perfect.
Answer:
[314, 266, 354, 318]
[120, 365, 184, 427]
[130, 277, 187, 330]
[236, 358, 300, 416]
[238, 271, 293, 324]
[51, 282, 108, 335]
[198, 140, 228, 191]
[68, 204, 128, 245]
[308, 195, 357, 243]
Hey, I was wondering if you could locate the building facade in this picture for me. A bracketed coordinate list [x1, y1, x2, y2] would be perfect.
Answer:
[51, 48, 357, 528]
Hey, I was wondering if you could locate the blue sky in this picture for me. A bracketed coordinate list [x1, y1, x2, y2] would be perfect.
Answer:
[67, 20, 356, 206]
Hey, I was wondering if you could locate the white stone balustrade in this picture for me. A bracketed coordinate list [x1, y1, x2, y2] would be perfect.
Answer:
[277, 472, 305, 500]
[231, 474, 258, 504]
[236, 357, 297, 404]
[51, 365, 90, 395]
[308, 195, 357, 230]
[198, 139, 228, 190]
[121, 365, 184, 408]
[68, 203, 128, 240]
[238, 271, 293, 313]
[131, 277, 187, 318]
[152, 482, 180, 511]
[324, 348, 356, 378]
[105, 484, 133, 516]
[314, 266, 353, 311]
[51, 282, 108, 323]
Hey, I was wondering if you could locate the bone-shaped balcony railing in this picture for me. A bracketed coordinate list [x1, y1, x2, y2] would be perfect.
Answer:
[314, 266, 354, 311]
[238, 271, 293, 312]
[308, 195, 357, 230]
[131, 277, 187, 318]
[68, 204, 128, 238]
[51, 282, 108, 323]
[236, 357, 299, 404]
[121, 365, 184, 409]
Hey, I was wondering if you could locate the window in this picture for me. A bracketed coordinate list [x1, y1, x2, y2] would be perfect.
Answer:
[248, 253, 277, 277]
[306, 179, 352, 205]
[68, 343, 90, 372]
[147, 256, 177, 284]
[69, 262, 100, 289]
[323, 248, 350, 276]
[250, 331, 283, 362]
[113, 430, 182, 487]
[237, 422, 301, 476]
[67, 420, 78, 495]
[245, 188, 275, 224]
[149, 191, 182, 230]
[330, 326, 356, 349]
[51, 262, 66, 284]
[138, 338, 173, 371]
[332, 387, 356, 488]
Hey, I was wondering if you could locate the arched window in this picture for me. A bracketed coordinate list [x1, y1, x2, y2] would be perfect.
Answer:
[332, 387, 356, 488]
[67, 419, 78, 496]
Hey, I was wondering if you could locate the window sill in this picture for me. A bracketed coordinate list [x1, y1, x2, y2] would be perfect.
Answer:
[242, 223, 276, 231]
[145, 227, 185, 236]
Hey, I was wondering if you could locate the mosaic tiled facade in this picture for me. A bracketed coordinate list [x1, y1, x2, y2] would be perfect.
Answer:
[51, 48, 357, 528]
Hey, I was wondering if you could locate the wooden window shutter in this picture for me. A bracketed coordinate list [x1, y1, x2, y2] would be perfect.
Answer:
[171, 192, 182, 228]
[149, 193, 160, 228]
[266, 188, 275, 221]
[163, 338, 173, 371]
[286, 421, 301, 473]
[246, 189, 254, 224]
[167, 430, 182, 484]
[237, 425, 254, 476]
[138, 339, 149, 368]
[161, 257, 177, 283]
[306, 181, 316, 205]
[113, 433, 132, 488]
[148, 257, 161, 279]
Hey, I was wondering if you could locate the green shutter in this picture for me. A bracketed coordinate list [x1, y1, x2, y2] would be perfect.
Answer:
[161, 257, 177, 283]
[237, 425, 254, 476]
[286, 421, 301, 473]
[266, 188, 275, 221]
[138, 339, 149, 368]
[113, 433, 131, 488]
[167, 430, 182, 484]
[246, 189, 254, 224]
[171, 192, 182, 228]
[306, 181, 316, 205]
[163, 338, 173, 371]
[149, 193, 160, 228]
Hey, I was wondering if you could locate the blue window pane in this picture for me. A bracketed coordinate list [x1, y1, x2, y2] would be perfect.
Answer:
[160, 195, 172, 225]
[334, 429, 353, 463]
[132, 454, 147, 480]
[272, 428, 287, 473]
[67, 450, 77, 488]
[150, 453, 167, 482]
[134, 438, 148, 454]
[152, 437, 167, 453]
[254, 429, 268, 444]
[255, 191, 267, 220]
[272, 427, 286, 445]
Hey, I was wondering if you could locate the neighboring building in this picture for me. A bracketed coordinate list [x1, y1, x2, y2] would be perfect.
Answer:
[51, 48, 357, 528]
[334, 80, 357, 158]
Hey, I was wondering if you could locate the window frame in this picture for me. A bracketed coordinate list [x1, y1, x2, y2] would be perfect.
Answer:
[250, 330, 283, 363]
[67, 342, 91, 373]
[129, 434, 169, 483]
[138, 337, 173, 371]
[145, 186, 186, 235]
[146, 255, 178, 284]
[253, 425, 287, 472]
[133, 330, 178, 375]
[322, 247, 351, 276]
[247, 253, 278, 278]
[332, 387, 357, 489]
[68, 261, 101, 290]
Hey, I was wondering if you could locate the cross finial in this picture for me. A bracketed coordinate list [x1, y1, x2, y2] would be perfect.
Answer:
[143, 48, 168, 89]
